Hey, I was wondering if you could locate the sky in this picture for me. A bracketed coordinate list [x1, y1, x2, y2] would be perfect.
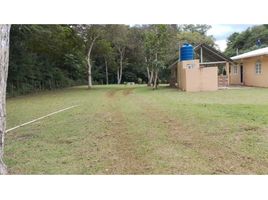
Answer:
[207, 24, 255, 52]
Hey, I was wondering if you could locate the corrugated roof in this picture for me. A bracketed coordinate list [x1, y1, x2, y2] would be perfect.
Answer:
[194, 43, 233, 63]
[231, 47, 268, 60]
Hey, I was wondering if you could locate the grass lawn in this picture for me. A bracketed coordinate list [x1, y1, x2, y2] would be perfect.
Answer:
[4, 85, 268, 174]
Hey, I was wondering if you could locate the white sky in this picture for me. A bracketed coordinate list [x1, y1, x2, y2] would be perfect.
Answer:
[207, 24, 256, 51]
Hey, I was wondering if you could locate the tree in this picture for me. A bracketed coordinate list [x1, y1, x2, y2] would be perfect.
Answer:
[108, 25, 129, 84]
[225, 25, 268, 57]
[126, 26, 148, 85]
[144, 27, 156, 86]
[73, 25, 104, 88]
[144, 25, 174, 89]
[179, 24, 211, 35]
[94, 39, 116, 85]
[0, 24, 11, 175]
[8, 25, 86, 95]
[177, 31, 215, 47]
[224, 32, 240, 57]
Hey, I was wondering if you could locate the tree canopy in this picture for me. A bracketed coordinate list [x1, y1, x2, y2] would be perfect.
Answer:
[225, 25, 268, 57]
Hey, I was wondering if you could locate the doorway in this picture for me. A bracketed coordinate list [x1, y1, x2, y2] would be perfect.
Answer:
[240, 64, 243, 83]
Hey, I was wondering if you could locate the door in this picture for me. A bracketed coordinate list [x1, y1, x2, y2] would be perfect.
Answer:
[240, 64, 243, 83]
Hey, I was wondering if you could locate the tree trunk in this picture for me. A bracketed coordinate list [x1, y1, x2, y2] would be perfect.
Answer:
[153, 70, 159, 90]
[145, 57, 152, 86]
[117, 47, 124, 84]
[117, 53, 123, 84]
[146, 67, 151, 86]
[87, 52, 92, 89]
[117, 68, 120, 84]
[0, 24, 11, 175]
[87, 64, 92, 88]
[149, 69, 154, 86]
[119, 55, 123, 84]
[105, 58, 109, 85]
[86, 37, 97, 89]
[153, 53, 159, 89]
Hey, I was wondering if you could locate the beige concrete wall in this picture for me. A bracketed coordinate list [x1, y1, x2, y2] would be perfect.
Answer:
[230, 64, 241, 85]
[243, 56, 268, 87]
[177, 60, 197, 89]
[200, 67, 218, 91]
[231, 55, 268, 87]
[177, 59, 218, 92]
[183, 67, 200, 91]
[181, 59, 200, 69]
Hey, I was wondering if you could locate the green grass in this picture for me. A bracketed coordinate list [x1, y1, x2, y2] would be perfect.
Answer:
[4, 85, 268, 174]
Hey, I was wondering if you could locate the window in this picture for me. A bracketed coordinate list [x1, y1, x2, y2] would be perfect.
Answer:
[255, 61, 262, 74]
[233, 65, 238, 74]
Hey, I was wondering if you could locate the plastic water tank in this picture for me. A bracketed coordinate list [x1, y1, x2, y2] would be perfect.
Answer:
[180, 43, 194, 61]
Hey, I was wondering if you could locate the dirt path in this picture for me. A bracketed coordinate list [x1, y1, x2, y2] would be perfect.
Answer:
[122, 87, 135, 96]
[99, 87, 209, 174]
[107, 110, 151, 174]
[106, 88, 122, 98]
[92, 87, 152, 174]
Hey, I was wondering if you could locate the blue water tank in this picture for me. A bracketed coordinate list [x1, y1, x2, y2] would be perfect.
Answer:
[180, 43, 194, 61]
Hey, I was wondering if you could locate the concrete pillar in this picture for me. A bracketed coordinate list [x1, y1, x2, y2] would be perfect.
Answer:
[226, 62, 230, 86]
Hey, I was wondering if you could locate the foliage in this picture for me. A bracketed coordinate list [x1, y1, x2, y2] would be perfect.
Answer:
[143, 25, 179, 88]
[225, 25, 268, 57]
[8, 25, 86, 96]
[177, 31, 215, 47]
[178, 24, 212, 35]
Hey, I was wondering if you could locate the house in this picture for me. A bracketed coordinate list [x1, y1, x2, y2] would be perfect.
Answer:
[230, 47, 268, 87]
[170, 43, 233, 91]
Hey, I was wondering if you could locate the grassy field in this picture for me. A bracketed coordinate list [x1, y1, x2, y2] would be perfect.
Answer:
[4, 85, 268, 174]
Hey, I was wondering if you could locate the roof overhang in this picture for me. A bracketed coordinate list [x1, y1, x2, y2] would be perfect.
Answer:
[231, 47, 268, 60]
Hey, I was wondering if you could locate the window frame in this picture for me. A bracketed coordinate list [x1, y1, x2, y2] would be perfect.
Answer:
[233, 65, 238, 74]
[255, 61, 262, 75]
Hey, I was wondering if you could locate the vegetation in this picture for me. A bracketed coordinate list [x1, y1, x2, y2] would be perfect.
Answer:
[5, 85, 268, 174]
[225, 24, 268, 57]
[177, 24, 215, 47]
[7, 24, 217, 96]
[143, 25, 176, 88]
[8, 25, 86, 96]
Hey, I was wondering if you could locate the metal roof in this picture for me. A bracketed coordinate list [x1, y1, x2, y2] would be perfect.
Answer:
[231, 47, 268, 60]
[194, 43, 233, 63]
